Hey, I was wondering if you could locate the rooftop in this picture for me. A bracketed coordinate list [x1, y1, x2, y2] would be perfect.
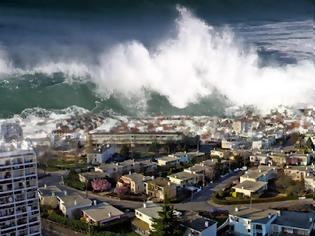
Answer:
[168, 171, 198, 180]
[183, 214, 217, 232]
[230, 207, 278, 224]
[57, 194, 92, 208]
[273, 210, 315, 230]
[38, 185, 62, 197]
[233, 180, 267, 192]
[146, 177, 171, 187]
[82, 202, 124, 222]
[136, 203, 161, 219]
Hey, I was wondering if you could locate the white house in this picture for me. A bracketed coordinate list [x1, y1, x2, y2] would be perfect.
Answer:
[57, 192, 92, 218]
[229, 207, 278, 236]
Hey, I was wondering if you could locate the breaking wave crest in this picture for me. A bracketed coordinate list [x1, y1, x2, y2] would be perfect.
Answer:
[0, 6, 314, 112]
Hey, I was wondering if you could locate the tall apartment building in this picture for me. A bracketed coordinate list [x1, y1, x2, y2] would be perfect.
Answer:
[0, 123, 41, 236]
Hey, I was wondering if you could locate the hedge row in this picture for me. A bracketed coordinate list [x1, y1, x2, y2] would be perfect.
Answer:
[211, 194, 298, 205]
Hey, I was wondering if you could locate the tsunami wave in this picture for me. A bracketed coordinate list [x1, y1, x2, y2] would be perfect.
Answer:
[0, 6, 314, 116]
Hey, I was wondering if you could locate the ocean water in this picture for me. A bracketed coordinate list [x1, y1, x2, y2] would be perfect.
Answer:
[0, 0, 314, 118]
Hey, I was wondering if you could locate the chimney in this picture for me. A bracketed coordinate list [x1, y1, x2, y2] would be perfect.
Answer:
[205, 221, 209, 228]
[74, 200, 77, 206]
[44, 184, 47, 189]
[235, 207, 239, 212]
[93, 200, 97, 206]
[129, 171, 132, 175]
[309, 218, 313, 223]
[64, 190, 67, 196]
[108, 212, 112, 217]
[143, 202, 147, 208]
[268, 213, 272, 219]
[51, 192, 55, 197]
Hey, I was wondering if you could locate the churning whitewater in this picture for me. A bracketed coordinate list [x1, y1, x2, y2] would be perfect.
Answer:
[0, 7, 314, 115]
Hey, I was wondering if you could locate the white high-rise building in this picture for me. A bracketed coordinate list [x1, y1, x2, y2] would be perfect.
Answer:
[0, 123, 41, 236]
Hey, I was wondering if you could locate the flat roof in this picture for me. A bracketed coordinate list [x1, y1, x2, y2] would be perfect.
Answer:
[233, 180, 267, 192]
[183, 216, 216, 232]
[57, 194, 92, 208]
[38, 185, 62, 197]
[82, 202, 124, 222]
[146, 177, 171, 187]
[273, 211, 315, 230]
[136, 203, 161, 219]
[230, 207, 278, 224]
[168, 171, 197, 181]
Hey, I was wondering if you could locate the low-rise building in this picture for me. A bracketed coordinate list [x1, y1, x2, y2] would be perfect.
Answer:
[78, 171, 108, 183]
[132, 202, 162, 235]
[81, 202, 125, 227]
[117, 173, 148, 194]
[95, 159, 141, 179]
[145, 177, 177, 201]
[57, 193, 92, 218]
[156, 155, 181, 168]
[271, 210, 315, 236]
[86, 145, 115, 164]
[233, 180, 268, 197]
[286, 153, 312, 166]
[250, 154, 271, 165]
[240, 166, 277, 183]
[38, 185, 63, 209]
[229, 207, 278, 236]
[182, 212, 217, 236]
[168, 171, 199, 187]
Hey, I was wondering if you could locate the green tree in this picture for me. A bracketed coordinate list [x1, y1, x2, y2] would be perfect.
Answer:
[150, 200, 182, 236]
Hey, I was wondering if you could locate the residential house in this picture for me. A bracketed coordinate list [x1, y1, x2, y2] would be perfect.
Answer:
[283, 166, 308, 181]
[286, 154, 312, 166]
[117, 173, 148, 194]
[184, 164, 207, 183]
[271, 211, 315, 236]
[229, 207, 278, 236]
[210, 149, 224, 158]
[156, 155, 181, 168]
[132, 202, 162, 235]
[304, 171, 315, 192]
[95, 159, 141, 179]
[81, 202, 125, 227]
[57, 193, 92, 218]
[250, 154, 271, 166]
[168, 171, 199, 187]
[270, 153, 287, 166]
[182, 212, 217, 236]
[86, 145, 115, 164]
[78, 171, 108, 183]
[240, 166, 277, 183]
[145, 177, 177, 201]
[138, 159, 158, 174]
[38, 185, 63, 209]
[233, 180, 268, 197]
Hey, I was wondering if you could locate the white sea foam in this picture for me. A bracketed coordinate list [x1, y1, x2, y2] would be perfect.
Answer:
[0, 7, 314, 112]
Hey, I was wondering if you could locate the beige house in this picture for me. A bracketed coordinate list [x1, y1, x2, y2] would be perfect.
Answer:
[117, 173, 148, 194]
[233, 180, 267, 197]
[81, 202, 125, 226]
[156, 155, 180, 168]
[168, 171, 199, 187]
[145, 177, 177, 201]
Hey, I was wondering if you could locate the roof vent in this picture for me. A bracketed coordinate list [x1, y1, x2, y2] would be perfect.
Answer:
[205, 221, 209, 228]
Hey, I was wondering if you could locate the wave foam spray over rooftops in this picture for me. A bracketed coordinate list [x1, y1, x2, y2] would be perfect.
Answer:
[1, 7, 314, 112]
